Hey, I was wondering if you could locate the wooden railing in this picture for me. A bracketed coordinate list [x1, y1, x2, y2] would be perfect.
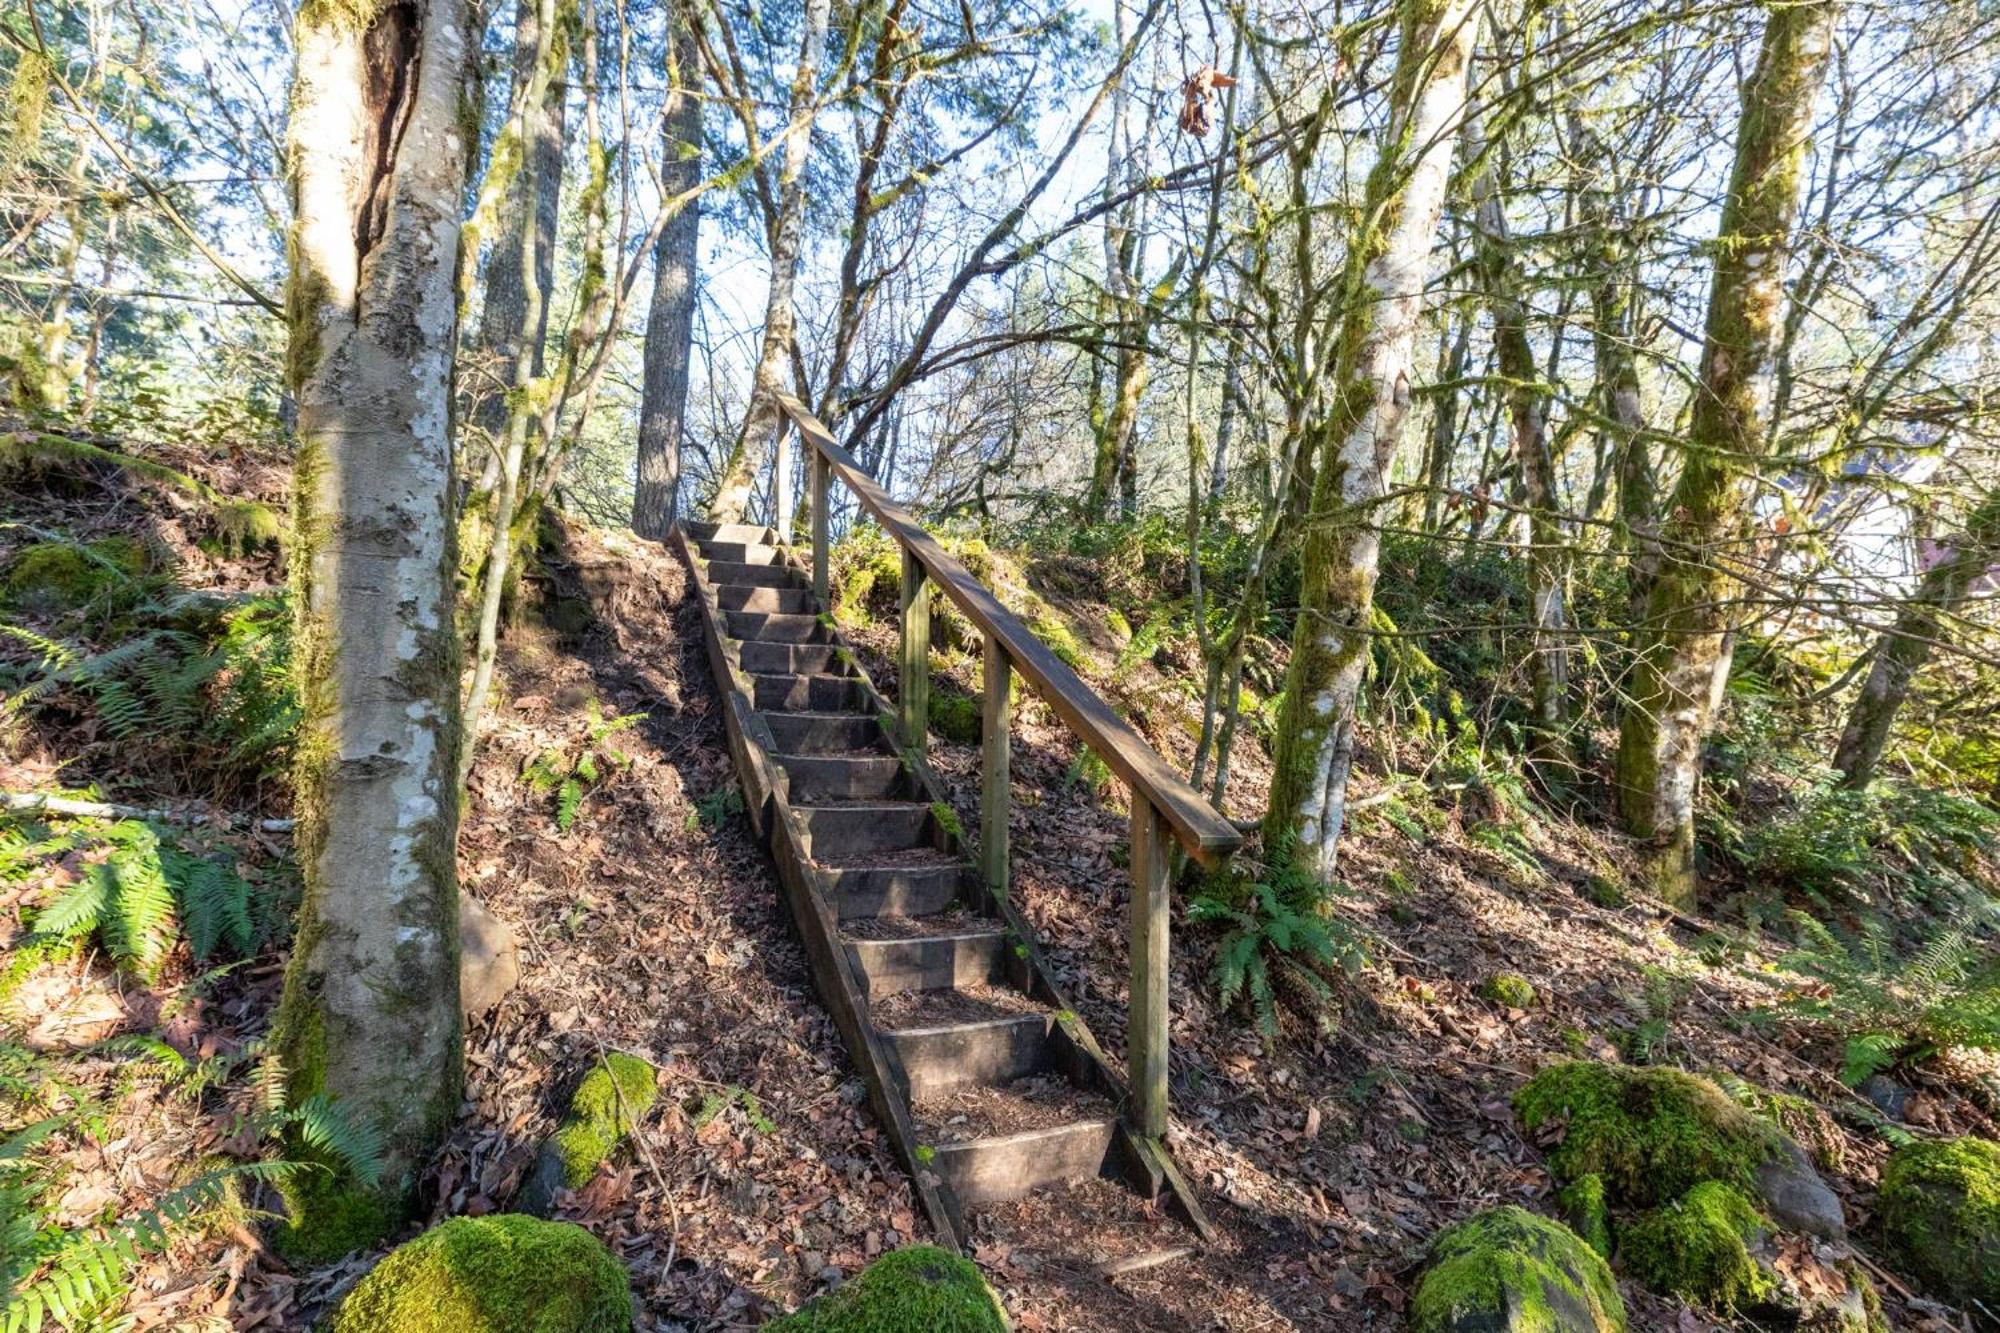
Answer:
[771, 393, 1242, 1137]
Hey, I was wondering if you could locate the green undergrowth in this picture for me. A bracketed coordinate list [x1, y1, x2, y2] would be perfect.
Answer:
[521, 701, 641, 832]
[1188, 844, 1366, 1040]
[765, 1245, 1007, 1332]
[1, 432, 283, 555]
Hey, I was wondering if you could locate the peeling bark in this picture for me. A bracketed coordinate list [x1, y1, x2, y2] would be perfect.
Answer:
[1615, 0, 1839, 907]
[275, 0, 471, 1252]
[1261, 0, 1477, 880]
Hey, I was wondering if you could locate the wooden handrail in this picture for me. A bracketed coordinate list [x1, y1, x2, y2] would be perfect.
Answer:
[775, 393, 1243, 866]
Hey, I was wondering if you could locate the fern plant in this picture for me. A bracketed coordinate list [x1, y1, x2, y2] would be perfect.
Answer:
[1188, 853, 1366, 1039]
[1, 814, 264, 990]
[521, 702, 641, 832]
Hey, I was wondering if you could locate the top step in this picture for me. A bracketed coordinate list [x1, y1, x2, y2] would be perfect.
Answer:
[683, 520, 775, 545]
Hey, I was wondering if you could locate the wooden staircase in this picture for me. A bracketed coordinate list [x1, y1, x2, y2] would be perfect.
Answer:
[672, 396, 1240, 1255]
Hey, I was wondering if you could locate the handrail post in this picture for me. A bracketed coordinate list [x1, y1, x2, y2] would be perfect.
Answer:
[1127, 799, 1170, 1139]
[981, 634, 1011, 899]
[773, 416, 795, 543]
[899, 548, 929, 746]
[810, 448, 830, 608]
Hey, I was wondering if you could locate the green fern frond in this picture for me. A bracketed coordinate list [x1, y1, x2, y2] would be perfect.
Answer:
[287, 1093, 386, 1188]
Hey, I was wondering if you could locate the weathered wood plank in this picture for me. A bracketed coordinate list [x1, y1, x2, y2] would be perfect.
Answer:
[810, 450, 830, 607]
[899, 547, 930, 746]
[774, 392, 1240, 864]
[981, 634, 1012, 901]
[1127, 801, 1171, 1138]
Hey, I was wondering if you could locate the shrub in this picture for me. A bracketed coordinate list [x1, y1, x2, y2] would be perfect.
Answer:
[1188, 849, 1366, 1039]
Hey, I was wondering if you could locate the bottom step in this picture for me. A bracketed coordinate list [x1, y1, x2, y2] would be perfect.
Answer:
[930, 1118, 1117, 1207]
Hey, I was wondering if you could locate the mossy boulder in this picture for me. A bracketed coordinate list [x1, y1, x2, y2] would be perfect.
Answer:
[1556, 1174, 1609, 1260]
[1877, 1135, 2000, 1310]
[1514, 1062, 1843, 1237]
[1620, 1181, 1774, 1311]
[1, 537, 144, 616]
[1408, 1206, 1625, 1333]
[1480, 973, 1537, 1009]
[327, 1214, 631, 1332]
[930, 692, 980, 745]
[764, 1244, 1009, 1331]
[518, 1054, 658, 1215]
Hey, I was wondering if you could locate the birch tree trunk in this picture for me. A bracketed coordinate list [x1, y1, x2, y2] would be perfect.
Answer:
[1834, 489, 2000, 789]
[471, 0, 568, 443]
[1261, 0, 1477, 879]
[632, 0, 701, 538]
[1615, 0, 1839, 907]
[1467, 116, 1568, 759]
[273, 0, 470, 1259]
[707, 0, 831, 525]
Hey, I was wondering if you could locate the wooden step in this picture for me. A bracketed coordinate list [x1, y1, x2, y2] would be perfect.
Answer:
[751, 673, 866, 713]
[706, 560, 804, 589]
[698, 540, 783, 565]
[780, 753, 906, 801]
[763, 711, 880, 752]
[883, 1012, 1053, 1099]
[846, 927, 1005, 996]
[725, 611, 827, 643]
[797, 802, 933, 858]
[718, 585, 815, 615]
[821, 863, 966, 919]
[683, 520, 773, 544]
[738, 641, 845, 675]
[930, 1119, 1117, 1207]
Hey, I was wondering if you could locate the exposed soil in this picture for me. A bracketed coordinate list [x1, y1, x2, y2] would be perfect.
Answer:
[866, 982, 1047, 1030]
[913, 1075, 1116, 1143]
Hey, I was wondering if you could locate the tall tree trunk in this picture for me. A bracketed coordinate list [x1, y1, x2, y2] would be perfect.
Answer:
[1261, 0, 1477, 878]
[1615, 0, 1839, 907]
[632, 0, 701, 538]
[707, 0, 832, 524]
[1834, 489, 2000, 788]
[472, 0, 569, 445]
[273, 0, 470, 1258]
[1467, 117, 1568, 759]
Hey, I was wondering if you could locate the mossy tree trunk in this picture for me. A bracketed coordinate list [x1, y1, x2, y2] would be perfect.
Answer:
[632, 0, 702, 539]
[1467, 113, 1569, 765]
[1614, 0, 1839, 907]
[708, 0, 831, 525]
[276, 0, 471, 1254]
[470, 0, 569, 448]
[1261, 0, 1477, 879]
[1834, 488, 2000, 789]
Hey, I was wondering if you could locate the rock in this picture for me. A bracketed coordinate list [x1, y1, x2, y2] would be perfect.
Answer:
[763, 1244, 1009, 1331]
[460, 891, 520, 1021]
[1856, 1074, 1911, 1121]
[327, 1213, 632, 1332]
[1556, 1174, 1609, 1259]
[1408, 1206, 1625, 1333]
[1479, 973, 1537, 1009]
[1877, 1135, 2000, 1311]
[517, 1053, 659, 1216]
[1514, 1061, 1844, 1237]
[1620, 1181, 1775, 1311]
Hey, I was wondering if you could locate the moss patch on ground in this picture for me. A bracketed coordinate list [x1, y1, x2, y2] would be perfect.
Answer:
[764, 1245, 1008, 1332]
[1557, 1173, 1610, 1260]
[1409, 1205, 1625, 1332]
[1, 537, 145, 616]
[1514, 1062, 1788, 1208]
[1480, 972, 1537, 1008]
[1877, 1135, 2000, 1310]
[930, 692, 980, 744]
[552, 1053, 658, 1189]
[1620, 1181, 1773, 1311]
[327, 1214, 631, 1332]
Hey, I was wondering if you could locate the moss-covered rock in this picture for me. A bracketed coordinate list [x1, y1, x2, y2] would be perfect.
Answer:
[930, 692, 980, 744]
[764, 1244, 1008, 1331]
[1557, 1174, 1610, 1260]
[1514, 1062, 1843, 1236]
[1480, 973, 1537, 1009]
[1620, 1181, 1773, 1311]
[1877, 1135, 2000, 1310]
[1, 537, 144, 616]
[1408, 1206, 1625, 1333]
[327, 1214, 631, 1332]
[518, 1054, 658, 1215]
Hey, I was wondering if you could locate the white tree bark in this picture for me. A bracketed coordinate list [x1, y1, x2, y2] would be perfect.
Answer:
[1262, 0, 1478, 878]
[707, 0, 831, 525]
[274, 0, 470, 1256]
